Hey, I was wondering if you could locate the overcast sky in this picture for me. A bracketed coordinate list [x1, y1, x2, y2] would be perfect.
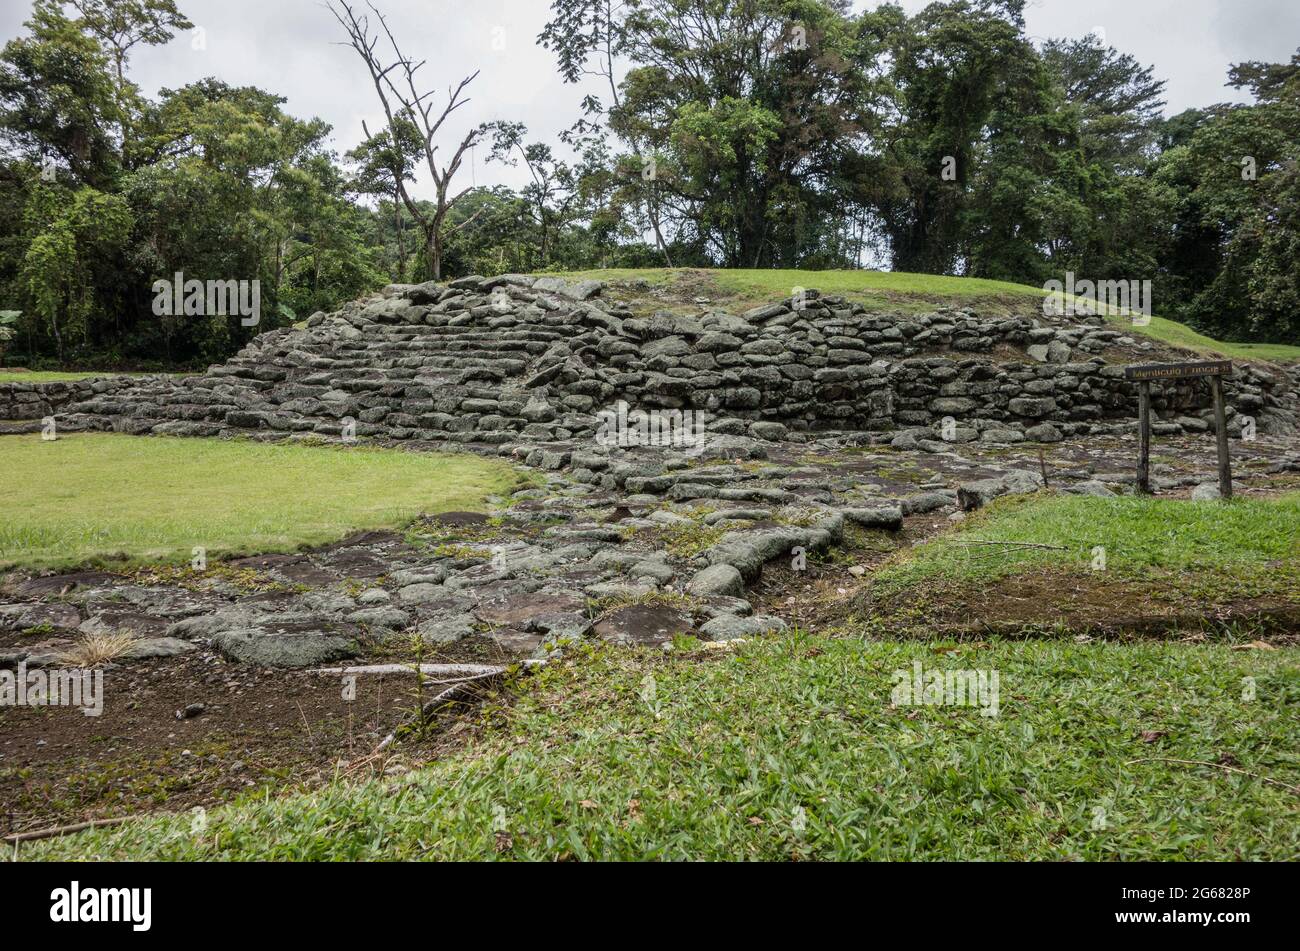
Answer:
[4, 0, 1297, 200]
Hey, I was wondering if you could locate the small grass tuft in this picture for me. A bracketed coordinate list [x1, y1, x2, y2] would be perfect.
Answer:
[59, 629, 140, 666]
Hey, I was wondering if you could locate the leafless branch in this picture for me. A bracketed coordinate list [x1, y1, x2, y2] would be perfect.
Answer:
[328, 0, 485, 278]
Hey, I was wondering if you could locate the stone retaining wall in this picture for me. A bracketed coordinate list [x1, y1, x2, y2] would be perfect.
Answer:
[53, 276, 1298, 443]
[0, 376, 146, 421]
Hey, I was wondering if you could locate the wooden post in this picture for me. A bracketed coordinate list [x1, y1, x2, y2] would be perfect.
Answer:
[1137, 380, 1152, 494]
[1210, 373, 1233, 500]
[1125, 361, 1233, 499]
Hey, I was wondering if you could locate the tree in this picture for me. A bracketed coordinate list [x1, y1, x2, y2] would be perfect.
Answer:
[0, 0, 120, 188]
[442, 186, 535, 276]
[1041, 35, 1165, 170]
[485, 121, 592, 268]
[0, 310, 19, 366]
[1154, 49, 1300, 342]
[540, 0, 674, 264]
[67, 0, 192, 166]
[870, 0, 1043, 274]
[345, 119, 423, 280]
[127, 79, 374, 358]
[0, 2, 393, 367]
[540, 0, 883, 267]
[329, 0, 486, 281]
[20, 184, 132, 363]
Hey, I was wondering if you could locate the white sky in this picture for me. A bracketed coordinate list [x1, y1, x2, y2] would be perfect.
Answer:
[3, 0, 1297, 202]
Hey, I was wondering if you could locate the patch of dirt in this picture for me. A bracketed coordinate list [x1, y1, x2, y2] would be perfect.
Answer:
[747, 515, 954, 628]
[0, 650, 506, 838]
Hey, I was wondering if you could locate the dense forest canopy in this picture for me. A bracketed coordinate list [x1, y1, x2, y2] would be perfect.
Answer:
[0, 0, 1296, 369]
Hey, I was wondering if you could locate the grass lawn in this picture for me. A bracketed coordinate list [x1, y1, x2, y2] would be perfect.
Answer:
[856, 492, 1299, 636]
[0, 370, 179, 384]
[1101, 315, 1300, 364]
[710, 267, 1043, 301]
[0, 370, 116, 384]
[874, 492, 1300, 594]
[552, 268, 1300, 363]
[0, 433, 523, 571]
[23, 636, 1300, 861]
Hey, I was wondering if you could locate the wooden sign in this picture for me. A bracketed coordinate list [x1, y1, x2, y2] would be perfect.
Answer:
[1124, 360, 1232, 381]
[1127, 360, 1233, 499]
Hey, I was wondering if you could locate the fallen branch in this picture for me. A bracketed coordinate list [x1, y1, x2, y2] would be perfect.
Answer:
[1124, 757, 1300, 795]
[313, 663, 505, 677]
[375, 670, 507, 751]
[4, 816, 128, 847]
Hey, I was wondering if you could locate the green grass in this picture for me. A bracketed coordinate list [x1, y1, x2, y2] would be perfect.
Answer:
[873, 492, 1300, 596]
[556, 266, 1038, 300]
[22, 636, 1300, 861]
[0, 370, 184, 384]
[552, 268, 1300, 363]
[711, 267, 1044, 301]
[0, 370, 114, 384]
[0, 370, 177, 384]
[543, 267, 678, 286]
[0, 433, 522, 570]
[1096, 314, 1300, 363]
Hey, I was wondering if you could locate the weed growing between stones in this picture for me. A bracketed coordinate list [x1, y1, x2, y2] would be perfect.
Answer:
[58, 629, 139, 667]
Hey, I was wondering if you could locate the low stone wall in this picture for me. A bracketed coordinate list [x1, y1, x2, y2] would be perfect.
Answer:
[0, 376, 148, 421]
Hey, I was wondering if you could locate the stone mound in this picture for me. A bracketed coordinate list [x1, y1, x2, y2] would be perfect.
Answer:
[51, 274, 1297, 446]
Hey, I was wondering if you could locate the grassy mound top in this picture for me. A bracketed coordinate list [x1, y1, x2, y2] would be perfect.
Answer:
[552, 268, 1300, 364]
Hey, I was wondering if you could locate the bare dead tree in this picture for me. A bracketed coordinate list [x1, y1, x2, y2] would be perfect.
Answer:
[329, 1, 485, 281]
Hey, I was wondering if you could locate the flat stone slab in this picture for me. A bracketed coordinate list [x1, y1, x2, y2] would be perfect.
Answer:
[78, 609, 172, 639]
[313, 550, 393, 579]
[485, 629, 546, 653]
[699, 614, 787, 642]
[426, 511, 491, 527]
[122, 637, 199, 660]
[686, 564, 744, 598]
[476, 590, 585, 627]
[211, 628, 358, 668]
[10, 572, 120, 598]
[416, 612, 477, 643]
[271, 561, 342, 586]
[594, 605, 694, 647]
[0, 602, 83, 631]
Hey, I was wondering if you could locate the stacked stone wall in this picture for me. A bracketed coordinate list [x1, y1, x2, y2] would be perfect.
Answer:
[54, 276, 1297, 443]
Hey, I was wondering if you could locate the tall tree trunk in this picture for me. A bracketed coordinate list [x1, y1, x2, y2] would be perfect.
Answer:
[427, 227, 443, 282]
[51, 312, 64, 366]
[394, 198, 406, 282]
[648, 192, 673, 268]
